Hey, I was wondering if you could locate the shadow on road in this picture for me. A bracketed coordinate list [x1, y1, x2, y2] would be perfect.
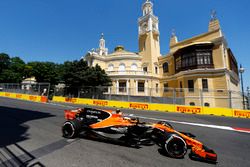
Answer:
[0, 106, 55, 148]
[0, 105, 55, 166]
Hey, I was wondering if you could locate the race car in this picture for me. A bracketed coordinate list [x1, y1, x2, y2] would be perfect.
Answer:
[62, 107, 217, 163]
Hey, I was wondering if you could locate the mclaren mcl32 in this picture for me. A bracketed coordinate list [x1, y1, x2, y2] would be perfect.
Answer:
[62, 107, 217, 163]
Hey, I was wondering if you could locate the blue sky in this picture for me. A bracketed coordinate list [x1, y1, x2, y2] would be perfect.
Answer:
[0, 0, 249, 89]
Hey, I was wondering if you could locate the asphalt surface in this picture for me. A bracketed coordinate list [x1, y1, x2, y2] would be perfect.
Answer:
[0, 97, 250, 167]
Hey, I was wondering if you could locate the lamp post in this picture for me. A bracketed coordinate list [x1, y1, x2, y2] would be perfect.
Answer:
[247, 86, 250, 109]
[239, 64, 245, 109]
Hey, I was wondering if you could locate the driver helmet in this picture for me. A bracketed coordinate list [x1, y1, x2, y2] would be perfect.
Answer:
[116, 109, 122, 114]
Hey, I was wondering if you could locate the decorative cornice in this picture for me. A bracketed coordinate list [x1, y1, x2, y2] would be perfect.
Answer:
[138, 14, 158, 23]
[170, 29, 221, 49]
[90, 54, 142, 62]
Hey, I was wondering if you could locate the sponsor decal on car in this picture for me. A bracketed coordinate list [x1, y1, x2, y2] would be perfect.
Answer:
[176, 106, 201, 114]
[93, 100, 108, 106]
[86, 109, 102, 114]
[129, 103, 149, 110]
[234, 110, 250, 118]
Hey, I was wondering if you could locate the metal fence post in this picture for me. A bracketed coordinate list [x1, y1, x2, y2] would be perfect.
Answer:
[149, 88, 152, 103]
[248, 94, 250, 110]
[38, 83, 41, 95]
[127, 87, 130, 102]
[78, 87, 80, 98]
[200, 89, 203, 107]
[173, 88, 176, 104]
[108, 87, 111, 100]
[228, 90, 232, 108]
[47, 83, 51, 98]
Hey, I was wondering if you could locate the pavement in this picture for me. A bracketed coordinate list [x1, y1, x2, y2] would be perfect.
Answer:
[0, 96, 250, 167]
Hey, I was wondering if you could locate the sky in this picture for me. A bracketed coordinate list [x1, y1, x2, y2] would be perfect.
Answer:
[0, 0, 249, 89]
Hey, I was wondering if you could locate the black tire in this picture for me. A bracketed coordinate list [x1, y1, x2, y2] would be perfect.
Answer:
[163, 134, 187, 158]
[62, 119, 82, 139]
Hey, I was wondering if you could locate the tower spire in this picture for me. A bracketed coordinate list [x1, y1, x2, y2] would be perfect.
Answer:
[208, 10, 221, 32]
[210, 10, 217, 21]
[170, 29, 178, 47]
[98, 33, 108, 55]
[138, 0, 161, 73]
[142, 0, 153, 16]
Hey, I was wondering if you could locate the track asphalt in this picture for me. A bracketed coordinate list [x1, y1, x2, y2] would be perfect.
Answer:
[0, 97, 250, 167]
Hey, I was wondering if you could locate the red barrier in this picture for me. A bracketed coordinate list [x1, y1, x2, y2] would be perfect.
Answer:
[41, 96, 48, 103]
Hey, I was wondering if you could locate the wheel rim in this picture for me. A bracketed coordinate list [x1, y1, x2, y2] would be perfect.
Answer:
[63, 122, 75, 138]
[165, 135, 187, 158]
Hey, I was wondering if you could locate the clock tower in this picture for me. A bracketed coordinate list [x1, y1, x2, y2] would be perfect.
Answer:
[138, 0, 161, 73]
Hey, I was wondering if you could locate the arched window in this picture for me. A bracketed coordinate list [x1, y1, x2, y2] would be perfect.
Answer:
[190, 102, 195, 106]
[107, 64, 114, 71]
[119, 63, 126, 72]
[131, 63, 137, 71]
[163, 62, 169, 73]
[204, 103, 210, 107]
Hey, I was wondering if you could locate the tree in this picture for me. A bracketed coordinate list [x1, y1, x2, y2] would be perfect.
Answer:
[8, 57, 26, 83]
[0, 54, 25, 83]
[27, 61, 60, 85]
[85, 64, 111, 86]
[0, 53, 10, 73]
[62, 59, 111, 96]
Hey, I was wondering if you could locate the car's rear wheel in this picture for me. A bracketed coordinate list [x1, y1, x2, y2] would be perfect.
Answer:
[62, 120, 81, 139]
[163, 134, 187, 158]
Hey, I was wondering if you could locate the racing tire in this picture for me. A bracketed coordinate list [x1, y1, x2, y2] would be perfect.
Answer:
[163, 134, 187, 158]
[62, 119, 82, 139]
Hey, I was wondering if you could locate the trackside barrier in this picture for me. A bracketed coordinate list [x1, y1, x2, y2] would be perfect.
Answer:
[0, 92, 48, 103]
[52, 96, 250, 119]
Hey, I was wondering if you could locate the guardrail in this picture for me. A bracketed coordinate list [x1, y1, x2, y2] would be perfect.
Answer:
[0, 92, 48, 103]
[52, 96, 250, 119]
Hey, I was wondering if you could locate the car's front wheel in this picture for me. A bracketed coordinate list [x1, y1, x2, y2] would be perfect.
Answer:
[163, 134, 187, 158]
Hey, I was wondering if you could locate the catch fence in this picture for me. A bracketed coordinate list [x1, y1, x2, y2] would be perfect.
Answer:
[0, 83, 50, 97]
[54, 86, 248, 109]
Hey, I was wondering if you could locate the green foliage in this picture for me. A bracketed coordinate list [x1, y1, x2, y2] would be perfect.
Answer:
[0, 54, 27, 83]
[0, 53, 111, 95]
[63, 59, 111, 87]
[0, 53, 10, 73]
[27, 61, 60, 85]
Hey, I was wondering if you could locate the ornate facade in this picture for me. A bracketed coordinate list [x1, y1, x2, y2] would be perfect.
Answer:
[84, 0, 241, 108]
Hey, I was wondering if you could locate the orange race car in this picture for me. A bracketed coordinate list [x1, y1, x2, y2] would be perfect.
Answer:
[62, 107, 217, 163]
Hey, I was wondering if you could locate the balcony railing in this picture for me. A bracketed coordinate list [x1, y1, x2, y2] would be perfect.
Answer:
[106, 70, 151, 76]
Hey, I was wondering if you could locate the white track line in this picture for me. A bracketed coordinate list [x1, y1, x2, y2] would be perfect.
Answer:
[135, 115, 250, 134]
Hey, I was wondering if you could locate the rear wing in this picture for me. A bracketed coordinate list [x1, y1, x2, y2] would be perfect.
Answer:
[64, 109, 82, 120]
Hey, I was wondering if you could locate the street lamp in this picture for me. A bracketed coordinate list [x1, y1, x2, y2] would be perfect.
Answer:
[247, 86, 250, 109]
[239, 64, 245, 109]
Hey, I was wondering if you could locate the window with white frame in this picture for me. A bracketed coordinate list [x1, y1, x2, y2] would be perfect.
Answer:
[119, 63, 126, 72]
[107, 64, 114, 71]
[131, 63, 137, 71]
